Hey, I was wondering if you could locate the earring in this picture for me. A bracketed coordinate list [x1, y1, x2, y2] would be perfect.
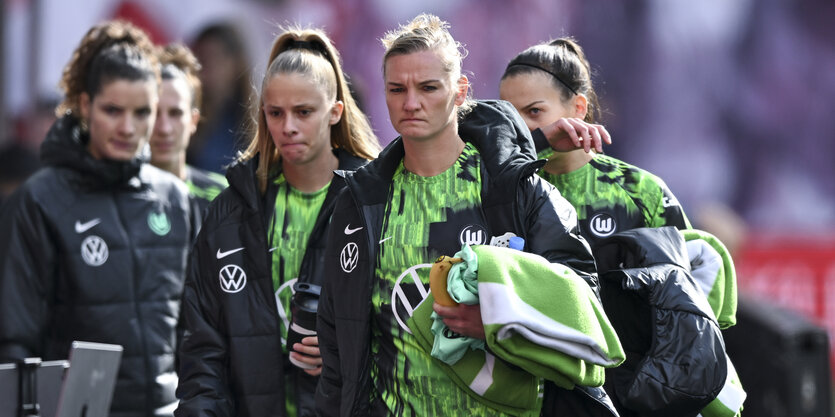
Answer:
[80, 119, 89, 133]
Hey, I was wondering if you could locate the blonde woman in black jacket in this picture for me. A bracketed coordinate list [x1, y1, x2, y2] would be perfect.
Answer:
[175, 27, 379, 417]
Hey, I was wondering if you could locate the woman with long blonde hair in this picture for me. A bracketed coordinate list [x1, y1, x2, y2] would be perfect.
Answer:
[176, 26, 379, 417]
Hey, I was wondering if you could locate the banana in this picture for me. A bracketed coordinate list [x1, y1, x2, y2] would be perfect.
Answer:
[429, 255, 464, 307]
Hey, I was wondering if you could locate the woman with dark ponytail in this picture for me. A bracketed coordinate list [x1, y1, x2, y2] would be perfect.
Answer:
[175, 26, 379, 417]
[501, 38, 698, 417]
[0, 20, 194, 416]
[500, 37, 690, 247]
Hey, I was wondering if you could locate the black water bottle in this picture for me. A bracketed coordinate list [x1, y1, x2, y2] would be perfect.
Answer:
[287, 282, 321, 369]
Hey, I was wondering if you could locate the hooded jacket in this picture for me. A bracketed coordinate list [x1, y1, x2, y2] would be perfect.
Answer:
[594, 227, 728, 417]
[0, 116, 194, 417]
[315, 100, 617, 416]
[175, 150, 367, 417]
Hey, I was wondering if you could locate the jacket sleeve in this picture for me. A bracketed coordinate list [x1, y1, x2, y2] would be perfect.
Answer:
[0, 186, 56, 362]
[174, 225, 235, 416]
[314, 191, 352, 417]
[518, 174, 599, 293]
[531, 128, 554, 157]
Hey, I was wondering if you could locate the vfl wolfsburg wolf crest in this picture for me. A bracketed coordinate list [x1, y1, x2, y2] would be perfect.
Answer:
[148, 211, 171, 236]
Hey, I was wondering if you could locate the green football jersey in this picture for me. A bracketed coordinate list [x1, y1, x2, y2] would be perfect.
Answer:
[537, 152, 690, 247]
[269, 174, 330, 348]
[372, 143, 508, 416]
[185, 165, 228, 214]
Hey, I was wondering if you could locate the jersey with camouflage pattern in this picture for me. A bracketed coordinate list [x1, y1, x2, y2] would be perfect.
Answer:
[537, 152, 690, 247]
[269, 174, 330, 349]
[372, 143, 509, 416]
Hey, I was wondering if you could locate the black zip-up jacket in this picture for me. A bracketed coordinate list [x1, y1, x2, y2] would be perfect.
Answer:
[594, 227, 727, 417]
[175, 150, 367, 417]
[315, 100, 618, 416]
[0, 116, 194, 417]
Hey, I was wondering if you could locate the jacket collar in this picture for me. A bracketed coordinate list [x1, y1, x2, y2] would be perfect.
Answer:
[225, 148, 368, 210]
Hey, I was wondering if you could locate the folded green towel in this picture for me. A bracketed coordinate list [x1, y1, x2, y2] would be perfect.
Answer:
[409, 293, 543, 416]
[407, 245, 624, 416]
[474, 245, 624, 388]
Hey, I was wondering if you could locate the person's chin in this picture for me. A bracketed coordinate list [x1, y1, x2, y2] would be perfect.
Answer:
[397, 125, 425, 138]
[281, 151, 308, 165]
[107, 148, 138, 161]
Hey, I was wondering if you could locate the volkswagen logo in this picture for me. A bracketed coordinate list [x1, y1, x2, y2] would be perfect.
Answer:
[219, 264, 247, 293]
[589, 213, 617, 238]
[80, 235, 108, 267]
[340, 242, 359, 273]
[391, 263, 433, 334]
[275, 277, 298, 343]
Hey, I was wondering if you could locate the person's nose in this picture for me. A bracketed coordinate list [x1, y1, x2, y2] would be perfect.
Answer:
[283, 115, 298, 137]
[154, 114, 172, 136]
[119, 115, 136, 136]
[404, 90, 420, 112]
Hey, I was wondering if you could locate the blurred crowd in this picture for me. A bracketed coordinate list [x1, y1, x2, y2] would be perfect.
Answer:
[3, 0, 834, 234]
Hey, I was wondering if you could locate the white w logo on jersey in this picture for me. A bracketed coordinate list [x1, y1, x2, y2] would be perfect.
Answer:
[589, 213, 617, 238]
[459, 225, 487, 246]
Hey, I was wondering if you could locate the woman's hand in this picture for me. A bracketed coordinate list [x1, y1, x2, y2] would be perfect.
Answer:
[433, 302, 485, 340]
[541, 117, 611, 153]
[291, 336, 323, 376]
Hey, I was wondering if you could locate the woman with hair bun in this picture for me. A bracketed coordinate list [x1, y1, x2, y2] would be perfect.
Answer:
[150, 43, 228, 217]
[316, 14, 620, 417]
[500, 38, 690, 247]
[500, 38, 695, 417]
[175, 26, 379, 417]
[0, 20, 194, 416]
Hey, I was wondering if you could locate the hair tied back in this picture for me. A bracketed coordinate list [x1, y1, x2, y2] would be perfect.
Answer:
[506, 61, 579, 96]
[286, 39, 329, 58]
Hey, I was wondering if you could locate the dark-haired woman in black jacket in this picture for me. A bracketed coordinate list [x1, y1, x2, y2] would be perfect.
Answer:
[0, 21, 194, 417]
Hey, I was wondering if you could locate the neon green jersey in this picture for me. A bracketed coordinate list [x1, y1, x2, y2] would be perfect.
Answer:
[269, 174, 330, 348]
[185, 165, 228, 214]
[372, 143, 510, 416]
[538, 152, 690, 247]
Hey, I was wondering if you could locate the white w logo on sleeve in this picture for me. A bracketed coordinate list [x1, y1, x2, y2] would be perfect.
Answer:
[219, 264, 247, 293]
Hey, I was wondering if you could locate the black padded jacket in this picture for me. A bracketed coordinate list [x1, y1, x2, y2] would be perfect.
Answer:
[0, 116, 194, 417]
[594, 227, 728, 417]
[175, 150, 367, 417]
